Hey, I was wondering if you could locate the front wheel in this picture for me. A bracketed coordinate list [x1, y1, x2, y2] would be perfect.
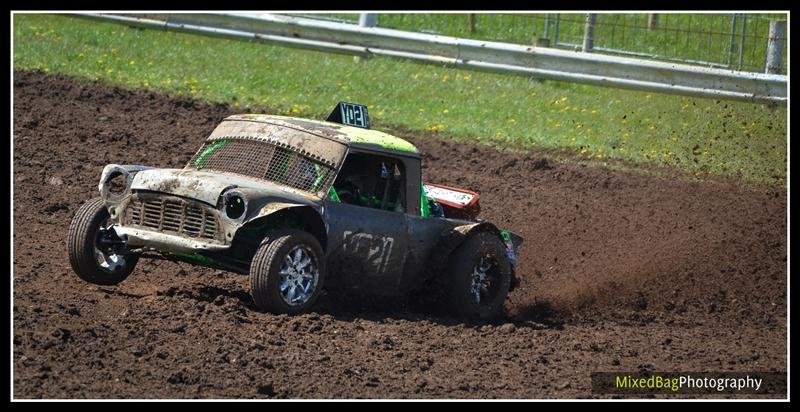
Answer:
[445, 231, 512, 321]
[67, 198, 138, 285]
[249, 229, 326, 314]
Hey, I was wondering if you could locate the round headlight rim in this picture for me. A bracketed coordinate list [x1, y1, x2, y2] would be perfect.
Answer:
[106, 171, 129, 196]
[101, 167, 133, 201]
[222, 190, 248, 222]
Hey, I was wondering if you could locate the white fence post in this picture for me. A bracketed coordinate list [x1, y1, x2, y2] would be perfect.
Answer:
[765, 19, 786, 74]
[359, 13, 378, 28]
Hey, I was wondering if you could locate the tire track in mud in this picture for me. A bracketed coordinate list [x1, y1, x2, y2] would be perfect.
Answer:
[13, 70, 786, 398]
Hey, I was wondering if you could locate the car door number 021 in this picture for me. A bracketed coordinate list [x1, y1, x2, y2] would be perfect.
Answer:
[342, 231, 394, 275]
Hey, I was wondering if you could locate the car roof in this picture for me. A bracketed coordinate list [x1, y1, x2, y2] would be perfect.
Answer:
[225, 114, 419, 155]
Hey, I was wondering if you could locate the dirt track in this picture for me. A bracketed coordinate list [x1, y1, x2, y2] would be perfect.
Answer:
[12, 71, 787, 398]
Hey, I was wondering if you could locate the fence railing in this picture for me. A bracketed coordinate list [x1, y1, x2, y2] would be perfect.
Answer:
[77, 13, 787, 104]
[290, 13, 787, 75]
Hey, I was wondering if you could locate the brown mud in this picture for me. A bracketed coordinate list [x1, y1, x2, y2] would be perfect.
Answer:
[13, 71, 787, 398]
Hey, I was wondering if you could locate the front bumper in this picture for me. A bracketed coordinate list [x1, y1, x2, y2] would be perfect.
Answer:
[114, 225, 229, 254]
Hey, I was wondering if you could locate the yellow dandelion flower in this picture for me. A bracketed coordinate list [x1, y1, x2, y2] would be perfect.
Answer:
[426, 124, 445, 133]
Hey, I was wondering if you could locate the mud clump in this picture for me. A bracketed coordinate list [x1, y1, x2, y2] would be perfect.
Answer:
[13, 70, 786, 398]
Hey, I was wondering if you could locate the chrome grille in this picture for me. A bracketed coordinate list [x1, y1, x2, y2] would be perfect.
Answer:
[124, 196, 220, 241]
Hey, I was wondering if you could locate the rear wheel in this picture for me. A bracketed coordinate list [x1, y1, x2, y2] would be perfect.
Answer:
[445, 231, 512, 321]
[67, 198, 138, 285]
[249, 229, 326, 314]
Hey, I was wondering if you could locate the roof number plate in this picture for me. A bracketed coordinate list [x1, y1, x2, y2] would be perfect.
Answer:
[327, 101, 370, 129]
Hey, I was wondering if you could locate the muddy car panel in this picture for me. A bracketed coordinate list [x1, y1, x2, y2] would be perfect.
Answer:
[205, 118, 349, 168]
[128, 168, 321, 207]
[223, 114, 420, 155]
[323, 202, 481, 296]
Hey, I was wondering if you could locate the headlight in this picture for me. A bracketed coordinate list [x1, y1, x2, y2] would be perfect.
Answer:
[99, 166, 132, 201]
[223, 191, 247, 220]
[107, 172, 128, 196]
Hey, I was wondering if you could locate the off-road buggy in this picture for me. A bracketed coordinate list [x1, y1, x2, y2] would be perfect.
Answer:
[68, 102, 523, 320]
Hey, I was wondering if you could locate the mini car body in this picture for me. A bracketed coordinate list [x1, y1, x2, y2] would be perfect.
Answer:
[68, 103, 523, 319]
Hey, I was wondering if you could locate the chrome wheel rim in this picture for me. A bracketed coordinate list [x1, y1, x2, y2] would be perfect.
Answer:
[94, 223, 126, 273]
[469, 256, 496, 305]
[279, 246, 319, 306]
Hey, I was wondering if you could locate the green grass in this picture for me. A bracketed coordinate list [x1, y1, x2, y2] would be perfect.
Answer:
[13, 14, 787, 184]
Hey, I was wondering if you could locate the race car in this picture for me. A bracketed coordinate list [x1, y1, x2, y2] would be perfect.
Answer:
[67, 102, 523, 320]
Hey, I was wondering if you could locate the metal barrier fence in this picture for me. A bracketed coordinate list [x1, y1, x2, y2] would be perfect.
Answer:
[289, 13, 788, 75]
[79, 13, 787, 104]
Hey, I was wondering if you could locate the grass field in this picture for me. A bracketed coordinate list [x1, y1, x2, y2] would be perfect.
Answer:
[13, 14, 787, 184]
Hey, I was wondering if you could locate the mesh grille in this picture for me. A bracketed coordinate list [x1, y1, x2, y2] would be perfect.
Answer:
[188, 138, 336, 194]
[124, 196, 220, 241]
